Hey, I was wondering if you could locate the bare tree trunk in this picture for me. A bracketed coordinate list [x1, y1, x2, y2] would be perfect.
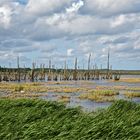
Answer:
[17, 56, 20, 82]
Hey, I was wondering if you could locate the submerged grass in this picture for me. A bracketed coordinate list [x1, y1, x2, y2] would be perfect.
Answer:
[0, 99, 140, 139]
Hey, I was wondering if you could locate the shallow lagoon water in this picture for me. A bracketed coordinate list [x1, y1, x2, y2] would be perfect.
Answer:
[0, 75, 140, 112]
[67, 97, 112, 112]
[40, 89, 140, 112]
[41, 92, 112, 112]
[40, 76, 140, 112]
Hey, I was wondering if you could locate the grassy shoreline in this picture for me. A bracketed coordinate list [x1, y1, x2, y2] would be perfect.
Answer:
[0, 98, 140, 139]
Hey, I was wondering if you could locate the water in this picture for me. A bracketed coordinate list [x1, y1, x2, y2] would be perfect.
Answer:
[40, 92, 112, 112]
[1, 75, 140, 112]
[40, 90, 140, 112]
[67, 97, 112, 112]
[39, 75, 140, 112]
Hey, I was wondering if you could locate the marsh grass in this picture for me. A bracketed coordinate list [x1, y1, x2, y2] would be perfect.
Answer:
[58, 95, 71, 103]
[111, 78, 140, 83]
[48, 87, 84, 93]
[112, 85, 127, 90]
[0, 99, 140, 139]
[79, 90, 119, 102]
[14, 85, 24, 92]
[124, 92, 140, 98]
[80, 94, 115, 102]
[2, 92, 48, 99]
[62, 88, 81, 93]
[0, 83, 48, 93]
[126, 87, 140, 91]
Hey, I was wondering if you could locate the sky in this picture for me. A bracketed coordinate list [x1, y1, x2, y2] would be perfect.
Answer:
[0, 0, 140, 70]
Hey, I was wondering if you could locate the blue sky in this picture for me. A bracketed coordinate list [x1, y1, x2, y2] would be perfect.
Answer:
[17, 0, 28, 5]
[0, 0, 140, 70]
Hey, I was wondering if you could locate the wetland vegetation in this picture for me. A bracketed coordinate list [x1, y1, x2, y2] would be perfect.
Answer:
[0, 0, 140, 139]
[0, 99, 140, 140]
[0, 77, 140, 105]
[0, 63, 140, 139]
[79, 90, 119, 102]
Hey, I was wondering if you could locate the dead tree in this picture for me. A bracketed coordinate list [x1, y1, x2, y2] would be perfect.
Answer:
[73, 58, 78, 81]
[17, 56, 20, 82]
[87, 53, 91, 80]
[30, 62, 35, 82]
[48, 60, 51, 81]
[106, 48, 110, 79]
